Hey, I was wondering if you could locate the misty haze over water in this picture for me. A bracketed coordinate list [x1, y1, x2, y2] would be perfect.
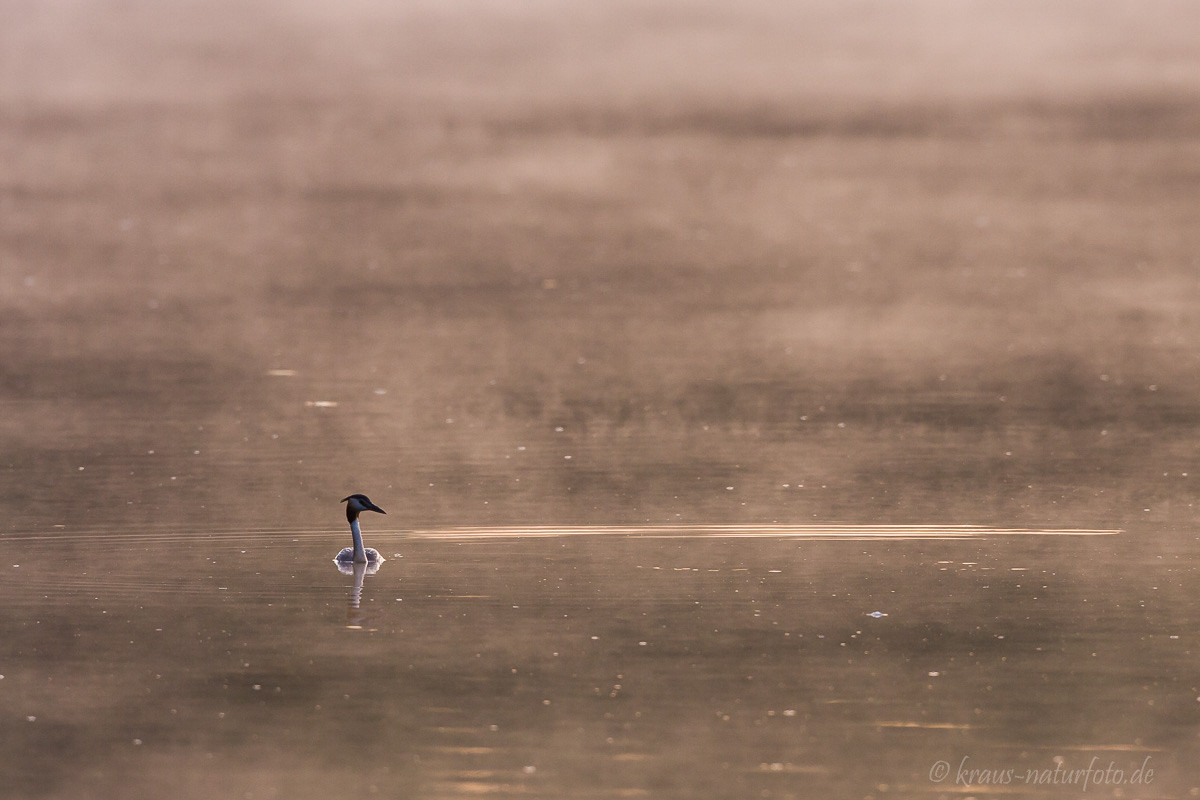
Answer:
[3, 2, 1200, 797]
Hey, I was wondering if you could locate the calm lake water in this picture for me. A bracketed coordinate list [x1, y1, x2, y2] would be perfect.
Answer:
[3, 521, 1197, 799]
[5, 1, 1200, 797]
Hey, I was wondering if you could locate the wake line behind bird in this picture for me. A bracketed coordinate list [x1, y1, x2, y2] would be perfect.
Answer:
[407, 524, 1122, 540]
[0, 523, 1121, 545]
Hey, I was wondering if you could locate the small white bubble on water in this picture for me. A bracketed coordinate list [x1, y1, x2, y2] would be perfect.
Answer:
[26, 716, 36, 722]
[867, 611, 887, 618]
[523, 765, 537, 774]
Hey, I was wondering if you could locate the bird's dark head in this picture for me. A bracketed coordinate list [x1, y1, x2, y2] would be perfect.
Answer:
[342, 493, 386, 522]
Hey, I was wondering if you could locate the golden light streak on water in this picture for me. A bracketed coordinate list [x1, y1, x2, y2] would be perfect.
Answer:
[874, 721, 977, 730]
[409, 524, 1123, 541]
[2, 523, 1121, 544]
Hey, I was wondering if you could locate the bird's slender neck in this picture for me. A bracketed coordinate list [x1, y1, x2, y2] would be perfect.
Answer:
[350, 518, 367, 563]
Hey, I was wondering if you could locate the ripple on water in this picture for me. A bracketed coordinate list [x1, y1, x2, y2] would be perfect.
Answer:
[0, 523, 1120, 609]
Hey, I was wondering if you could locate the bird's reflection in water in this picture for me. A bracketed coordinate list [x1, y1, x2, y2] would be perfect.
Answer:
[335, 559, 382, 630]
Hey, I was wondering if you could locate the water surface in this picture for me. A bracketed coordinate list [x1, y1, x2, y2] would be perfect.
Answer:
[8, 523, 1194, 800]
[5, 1, 1200, 797]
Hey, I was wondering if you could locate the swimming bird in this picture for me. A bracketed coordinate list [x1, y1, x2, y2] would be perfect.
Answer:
[335, 494, 387, 564]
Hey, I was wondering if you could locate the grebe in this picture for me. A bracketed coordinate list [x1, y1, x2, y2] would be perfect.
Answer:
[335, 494, 386, 564]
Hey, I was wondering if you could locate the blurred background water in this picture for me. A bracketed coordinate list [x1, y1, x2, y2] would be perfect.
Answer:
[3, 1, 1200, 797]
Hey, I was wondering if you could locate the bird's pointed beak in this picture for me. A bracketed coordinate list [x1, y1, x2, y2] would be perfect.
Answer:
[367, 502, 386, 515]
